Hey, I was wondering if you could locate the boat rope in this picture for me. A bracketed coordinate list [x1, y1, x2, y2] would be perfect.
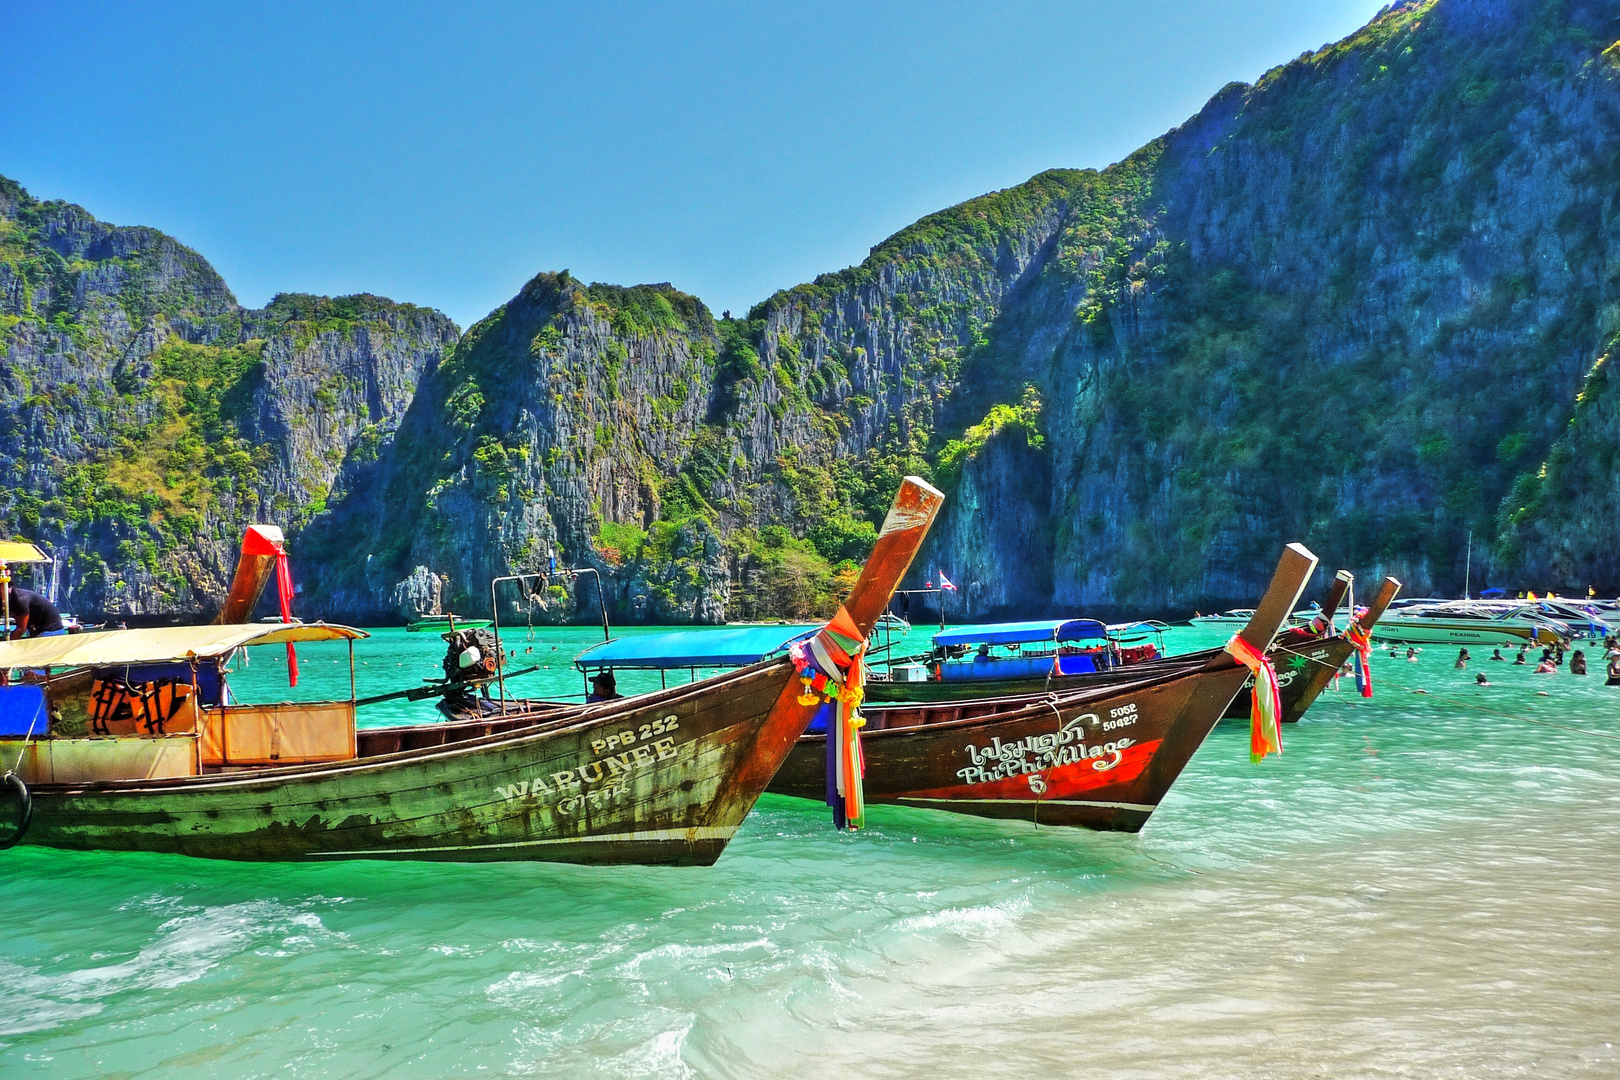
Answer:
[1032, 696, 1066, 828]
[1270, 642, 1346, 671]
[9, 689, 46, 776]
[1137, 846, 1206, 877]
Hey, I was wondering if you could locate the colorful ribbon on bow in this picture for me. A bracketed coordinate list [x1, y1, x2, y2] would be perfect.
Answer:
[244, 526, 300, 687]
[1345, 612, 1372, 699]
[1305, 610, 1335, 636]
[1227, 635, 1282, 763]
[792, 605, 868, 829]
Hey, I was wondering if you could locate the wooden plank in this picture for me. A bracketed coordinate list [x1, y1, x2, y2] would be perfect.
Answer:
[211, 702, 356, 766]
[1321, 570, 1353, 619]
[0, 736, 198, 784]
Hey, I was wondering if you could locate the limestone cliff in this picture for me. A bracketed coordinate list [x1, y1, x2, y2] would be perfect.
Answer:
[0, 177, 456, 618]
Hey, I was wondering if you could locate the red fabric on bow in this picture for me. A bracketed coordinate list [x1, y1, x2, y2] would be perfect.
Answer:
[1227, 634, 1282, 763]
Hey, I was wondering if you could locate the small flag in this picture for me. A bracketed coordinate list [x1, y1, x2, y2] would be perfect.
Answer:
[939, 572, 957, 593]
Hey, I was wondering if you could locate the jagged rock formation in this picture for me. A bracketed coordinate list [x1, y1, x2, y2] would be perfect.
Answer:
[0, 177, 456, 618]
[6, 0, 1620, 623]
[327, 0, 1620, 619]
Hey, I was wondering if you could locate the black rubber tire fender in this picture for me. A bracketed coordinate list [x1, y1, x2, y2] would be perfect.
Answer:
[0, 771, 32, 850]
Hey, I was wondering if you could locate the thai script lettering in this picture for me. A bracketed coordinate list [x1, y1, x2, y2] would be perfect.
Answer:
[955, 713, 1136, 785]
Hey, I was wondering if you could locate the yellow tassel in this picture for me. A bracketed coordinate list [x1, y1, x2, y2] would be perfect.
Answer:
[797, 676, 818, 706]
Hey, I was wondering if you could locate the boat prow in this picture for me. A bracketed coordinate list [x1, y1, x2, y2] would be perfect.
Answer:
[768, 544, 1320, 831]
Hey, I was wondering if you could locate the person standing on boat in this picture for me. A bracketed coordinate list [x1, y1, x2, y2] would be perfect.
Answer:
[6, 586, 65, 639]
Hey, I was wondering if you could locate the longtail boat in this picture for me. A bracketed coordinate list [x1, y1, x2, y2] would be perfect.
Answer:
[0, 477, 944, 863]
[763, 544, 1320, 831]
[862, 573, 1402, 725]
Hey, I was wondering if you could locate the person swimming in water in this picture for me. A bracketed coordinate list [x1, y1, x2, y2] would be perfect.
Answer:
[1475, 672, 1491, 686]
[1455, 647, 1470, 669]
[1407, 647, 1419, 662]
[1515, 647, 1529, 665]
[1489, 648, 1505, 662]
[1571, 649, 1588, 675]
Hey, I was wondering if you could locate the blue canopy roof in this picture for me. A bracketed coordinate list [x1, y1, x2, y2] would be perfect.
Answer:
[574, 624, 821, 671]
[932, 619, 1109, 648]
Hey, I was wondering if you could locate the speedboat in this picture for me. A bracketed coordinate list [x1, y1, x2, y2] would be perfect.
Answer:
[1372, 601, 1571, 646]
[1189, 609, 1256, 625]
[406, 613, 492, 633]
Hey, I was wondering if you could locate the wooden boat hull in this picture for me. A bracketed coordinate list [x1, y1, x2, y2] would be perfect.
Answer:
[8, 475, 949, 864]
[768, 665, 1252, 832]
[19, 660, 795, 865]
[864, 636, 1351, 724]
[1230, 634, 1353, 724]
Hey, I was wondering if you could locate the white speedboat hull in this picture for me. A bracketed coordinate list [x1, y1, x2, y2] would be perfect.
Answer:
[1371, 618, 1552, 646]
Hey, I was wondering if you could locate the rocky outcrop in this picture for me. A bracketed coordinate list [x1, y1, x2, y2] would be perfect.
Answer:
[0, 177, 456, 618]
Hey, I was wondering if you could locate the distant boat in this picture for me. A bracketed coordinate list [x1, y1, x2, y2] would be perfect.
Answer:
[1373, 601, 1572, 646]
[1189, 609, 1256, 625]
[406, 614, 491, 633]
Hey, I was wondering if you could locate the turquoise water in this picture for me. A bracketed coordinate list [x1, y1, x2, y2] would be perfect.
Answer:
[3, 625, 1619, 1078]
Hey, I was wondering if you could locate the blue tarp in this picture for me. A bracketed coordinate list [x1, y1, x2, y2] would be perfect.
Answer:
[574, 625, 821, 671]
[941, 655, 1056, 681]
[932, 619, 1108, 648]
[0, 685, 48, 737]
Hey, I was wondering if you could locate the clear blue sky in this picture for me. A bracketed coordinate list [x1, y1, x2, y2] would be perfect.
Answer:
[1, 1, 1385, 330]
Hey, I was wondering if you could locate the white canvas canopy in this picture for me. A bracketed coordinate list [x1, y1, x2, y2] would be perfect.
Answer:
[0, 623, 367, 669]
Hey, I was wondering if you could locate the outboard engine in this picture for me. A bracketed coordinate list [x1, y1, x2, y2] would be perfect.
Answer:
[441, 627, 506, 684]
